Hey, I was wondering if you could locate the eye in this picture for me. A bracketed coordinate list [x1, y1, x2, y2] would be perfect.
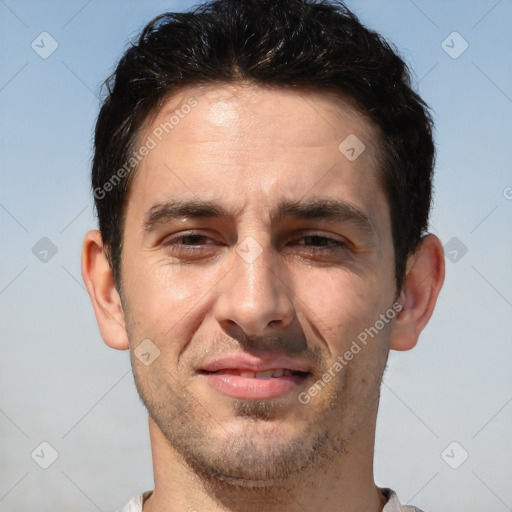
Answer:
[294, 234, 347, 251]
[175, 234, 210, 245]
[160, 231, 349, 260]
[161, 231, 219, 256]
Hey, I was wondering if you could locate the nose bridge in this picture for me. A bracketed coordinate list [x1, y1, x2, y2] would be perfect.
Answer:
[213, 234, 295, 336]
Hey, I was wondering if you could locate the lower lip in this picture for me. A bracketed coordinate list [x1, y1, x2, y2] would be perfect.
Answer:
[200, 372, 309, 399]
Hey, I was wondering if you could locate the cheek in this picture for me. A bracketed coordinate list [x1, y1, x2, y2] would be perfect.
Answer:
[122, 258, 218, 348]
[125, 257, 199, 311]
[293, 269, 389, 354]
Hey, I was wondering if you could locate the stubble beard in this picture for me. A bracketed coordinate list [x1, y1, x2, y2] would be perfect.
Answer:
[131, 356, 381, 493]
[123, 300, 387, 499]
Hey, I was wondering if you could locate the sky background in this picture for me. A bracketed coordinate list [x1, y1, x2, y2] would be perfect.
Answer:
[1, 0, 511, 511]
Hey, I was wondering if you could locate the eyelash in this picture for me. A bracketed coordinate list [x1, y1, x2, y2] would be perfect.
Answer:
[162, 232, 347, 254]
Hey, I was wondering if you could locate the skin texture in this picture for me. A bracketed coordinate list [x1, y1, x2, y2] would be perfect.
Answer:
[82, 83, 445, 512]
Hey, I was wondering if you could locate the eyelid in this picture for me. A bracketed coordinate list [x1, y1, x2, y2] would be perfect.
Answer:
[300, 230, 344, 239]
[163, 231, 216, 245]
[163, 229, 346, 241]
[292, 230, 348, 244]
[161, 229, 351, 251]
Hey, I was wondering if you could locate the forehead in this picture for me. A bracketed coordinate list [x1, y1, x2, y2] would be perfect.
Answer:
[128, 83, 388, 232]
[141, 83, 378, 157]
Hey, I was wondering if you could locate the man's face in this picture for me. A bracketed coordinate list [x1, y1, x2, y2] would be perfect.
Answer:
[120, 84, 397, 483]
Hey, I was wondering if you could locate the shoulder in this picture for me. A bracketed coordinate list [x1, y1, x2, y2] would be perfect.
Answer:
[116, 490, 154, 512]
[380, 487, 427, 512]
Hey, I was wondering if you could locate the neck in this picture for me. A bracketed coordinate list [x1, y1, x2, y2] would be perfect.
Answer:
[143, 405, 386, 512]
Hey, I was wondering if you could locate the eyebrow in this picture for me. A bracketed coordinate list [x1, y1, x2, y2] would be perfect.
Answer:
[143, 197, 375, 236]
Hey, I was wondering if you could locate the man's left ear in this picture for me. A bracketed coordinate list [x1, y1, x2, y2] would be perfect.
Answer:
[390, 234, 445, 351]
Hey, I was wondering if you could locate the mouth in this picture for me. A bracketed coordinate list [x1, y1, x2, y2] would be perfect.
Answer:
[199, 368, 309, 378]
[197, 368, 312, 399]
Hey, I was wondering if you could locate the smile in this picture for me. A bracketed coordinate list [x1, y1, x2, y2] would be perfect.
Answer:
[198, 368, 311, 399]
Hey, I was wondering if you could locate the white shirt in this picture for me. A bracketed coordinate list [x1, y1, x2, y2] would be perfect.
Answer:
[116, 488, 425, 511]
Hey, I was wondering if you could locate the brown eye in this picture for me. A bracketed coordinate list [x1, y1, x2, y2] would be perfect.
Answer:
[161, 231, 219, 258]
[295, 235, 347, 251]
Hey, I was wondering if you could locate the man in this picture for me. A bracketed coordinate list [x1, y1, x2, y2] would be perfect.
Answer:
[81, 0, 445, 510]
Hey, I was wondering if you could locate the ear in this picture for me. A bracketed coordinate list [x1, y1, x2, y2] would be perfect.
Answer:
[390, 234, 445, 351]
[81, 229, 129, 350]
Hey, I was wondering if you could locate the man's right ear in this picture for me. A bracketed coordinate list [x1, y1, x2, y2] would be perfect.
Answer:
[81, 229, 129, 350]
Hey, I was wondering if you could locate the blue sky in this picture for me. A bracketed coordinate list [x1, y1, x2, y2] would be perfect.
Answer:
[1, 1, 511, 511]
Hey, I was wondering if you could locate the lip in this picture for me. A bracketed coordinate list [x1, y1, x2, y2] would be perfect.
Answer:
[201, 372, 310, 399]
[197, 352, 312, 400]
[199, 353, 311, 373]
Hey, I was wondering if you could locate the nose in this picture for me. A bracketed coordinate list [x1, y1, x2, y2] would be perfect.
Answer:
[212, 236, 296, 338]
